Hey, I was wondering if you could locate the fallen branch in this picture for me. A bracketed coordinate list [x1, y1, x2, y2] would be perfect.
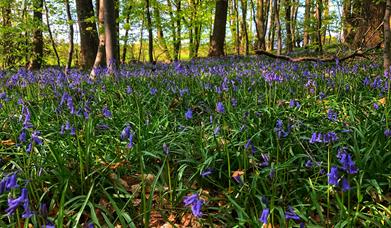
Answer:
[255, 41, 382, 63]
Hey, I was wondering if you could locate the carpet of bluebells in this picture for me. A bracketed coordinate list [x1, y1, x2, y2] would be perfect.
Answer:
[0, 56, 390, 227]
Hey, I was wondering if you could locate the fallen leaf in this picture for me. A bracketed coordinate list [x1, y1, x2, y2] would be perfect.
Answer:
[1, 139, 16, 147]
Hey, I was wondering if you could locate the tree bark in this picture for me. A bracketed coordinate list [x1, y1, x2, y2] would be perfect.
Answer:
[275, 0, 282, 55]
[315, 0, 322, 53]
[240, 0, 249, 55]
[44, 0, 60, 67]
[256, 0, 265, 50]
[174, 0, 182, 60]
[209, 0, 228, 57]
[285, 0, 293, 53]
[266, 0, 274, 51]
[303, 0, 311, 46]
[75, 0, 98, 69]
[90, 0, 105, 77]
[104, 0, 119, 72]
[342, 0, 351, 43]
[121, 4, 132, 64]
[384, 0, 391, 72]
[65, 0, 74, 70]
[145, 0, 154, 63]
[30, 0, 44, 70]
[153, 0, 171, 61]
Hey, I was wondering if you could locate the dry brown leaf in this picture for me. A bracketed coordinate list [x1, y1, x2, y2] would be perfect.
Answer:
[1, 139, 16, 147]
[379, 97, 386, 106]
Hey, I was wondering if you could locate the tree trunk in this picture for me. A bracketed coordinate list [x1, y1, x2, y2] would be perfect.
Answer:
[104, 0, 119, 72]
[44, 0, 60, 67]
[303, 0, 311, 46]
[75, 0, 98, 69]
[342, 0, 351, 43]
[209, 0, 228, 57]
[175, 0, 182, 60]
[240, 0, 249, 55]
[256, 0, 265, 50]
[122, 4, 132, 64]
[30, 0, 44, 70]
[138, 17, 145, 62]
[266, 0, 275, 51]
[145, 0, 154, 63]
[90, 0, 105, 77]
[153, 0, 171, 61]
[291, 0, 298, 48]
[65, 0, 74, 70]
[1, 1, 13, 67]
[285, 0, 293, 53]
[315, 0, 322, 53]
[384, 0, 391, 72]
[275, 0, 282, 55]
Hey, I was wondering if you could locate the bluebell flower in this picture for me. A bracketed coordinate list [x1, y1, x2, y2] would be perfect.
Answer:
[213, 126, 220, 136]
[26, 142, 32, 153]
[201, 168, 213, 177]
[183, 193, 199, 206]
[323, 132, 338, 143]
[305, 160, 313, 168]
[285, 206, 300, 221]
[216, 102, 225, 113]
[127, 133, 134, 149]
[185, 108, 193, 120]
[163, 143, 170, 155]
[102, 106, 112, 118]
[150, 88, 157, 95]
[60, 125, 65, 135]
[327, 166, 339, 186]
[6, 173, 19, 190]
[363, 77, 370, 86]
[327, 109, 338, 121]
[259, 208, 270, 224]
[32, 130, 43, 145]
[120, 125, 131, 141]
[126, 86, 133, 94]
[373, 103, 379, 110]
[6, 188, 29, 216]
[341, 178, 351, 192]
[338, 152, 358, 174]
[19, 130, 26, 143]
[22, 200, 33, 218]
[70, 127, 76, 136]
[260, 154, 270, 167]
[274, 119, 290, 138]
[384, 129, 391, 137]
[191, 199, 203, 217]
[231, 98, 237, 107]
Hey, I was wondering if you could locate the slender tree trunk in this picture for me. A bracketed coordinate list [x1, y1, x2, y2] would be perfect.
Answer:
[342, 0, 351, 43]
[167, 0, 177, 60]
[209, 0, 228, 57]
[104, 0, 119, 72]
[266, 0, 274, 51]
[153, 0, 171, 61]
[303, 0, 311, 46]
[175, 0, 181, 60]
[256, 0, 265, 50]
[75, 0, 98, 69]
[138, 18, 144, 62]
[65, 0, 74, 70]
[275, 0, 282, 54]
[235, 0, 240, 55]
[291, 0, 298, 48]
[315, 0, 322, 52]
[285, 0, 293, 53]
[240, 0, 249, 55]
[90, 0, 105, 77]
[384, 0, 391, 72]
[145, 0, 154, 63]
[30, 0, 44, 70]
[121, 4, 132, 64]
[44, 0, 60, 67]
[2, 1, 13, 67]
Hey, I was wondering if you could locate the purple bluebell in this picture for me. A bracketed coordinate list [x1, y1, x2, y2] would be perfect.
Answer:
[260, 154, 270, 167]
[126, 86, 133, 94]
[127, 133, 134, 149]
[120, 125, 131, 141]
[341, 178, 351, 192]
[201, 168, 213, 177]
[305, 160, 313, 168]
[328, 166, 339, 186]
[384, 129, 391, 137]
[373, 103, 379, 110]
[259, 208, 270, 224]
[19, 130, 26, 143]
[185, 108, 193, 120]
[231, 98, 237, 107]
[150, 88, 157, 95]
[327, 109, 338, 121]
[245, 139, 256, 154]
[70, 127, 76, 136]
[323, 132, 338, 143]
[22, 200, 33, 218]
[216, 102, 225, 113]
[183, 193, 199, 206]
[213, 126, 220, 136]
[363, 77, 370, 86]
[163, 143, 170, 155]
[5, 173, 19, 190]
[6, 188, 29, 216]
[285, 206, 300, 221]
[289, 99, 295, 108]
[60, 125, 65, 135]
[338, 152, 358, 174]
[26, 142, 32, 153]
[32, 130, 43, 145]
[275, 119, 290, 138]
[39, 203, 48, 217]
[191, 199, 203, 217]
[102, 106, 112, 118]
